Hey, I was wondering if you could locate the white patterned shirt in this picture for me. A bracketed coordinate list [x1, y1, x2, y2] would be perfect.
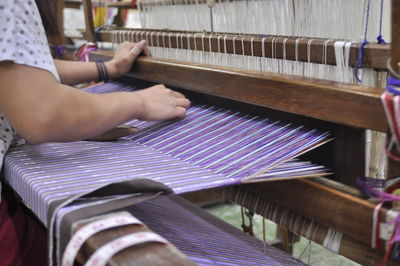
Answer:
[0, 0, 60, 179]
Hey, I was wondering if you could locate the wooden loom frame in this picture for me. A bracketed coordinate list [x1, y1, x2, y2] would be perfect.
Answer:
[78, 0, 400, 265]
[97, 29, 391, 70]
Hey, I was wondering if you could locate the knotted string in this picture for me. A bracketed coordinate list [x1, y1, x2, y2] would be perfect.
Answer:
[377, 0, 387, 44]
[354, 0, 371, 82]
[357, 178, 400, 265]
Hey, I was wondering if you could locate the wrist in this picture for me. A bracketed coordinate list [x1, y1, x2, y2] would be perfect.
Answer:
[105, 60, 120, 79]
[96, 61, 110, 83]
[132, 91, 146, 120]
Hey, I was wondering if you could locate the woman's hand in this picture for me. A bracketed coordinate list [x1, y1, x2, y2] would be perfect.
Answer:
[135, 85, 191, 121]
[86, 125, 138, 141]
[106, 40, 150, 78]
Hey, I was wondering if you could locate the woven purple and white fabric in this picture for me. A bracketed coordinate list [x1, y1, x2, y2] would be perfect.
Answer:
[4, 81, 329, 225]
[126, 195, 306, 266]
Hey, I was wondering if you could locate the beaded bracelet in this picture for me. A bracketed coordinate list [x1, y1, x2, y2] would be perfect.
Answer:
[96, 60, 110, 83]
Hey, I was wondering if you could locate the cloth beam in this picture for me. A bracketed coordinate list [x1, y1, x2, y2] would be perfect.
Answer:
[125, 195, 306, 265]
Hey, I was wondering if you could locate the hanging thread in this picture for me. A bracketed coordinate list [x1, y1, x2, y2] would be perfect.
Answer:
[354, 0, 371, 83]
[377, 0, 387, 44]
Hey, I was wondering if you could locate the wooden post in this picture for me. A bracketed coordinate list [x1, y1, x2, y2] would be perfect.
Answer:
[391, 1, 400, 75]
[113, 0, 125, 27]
[83, 0, 96, 42]
[54, 0, 66, 45]
[387, 1, 400, 178]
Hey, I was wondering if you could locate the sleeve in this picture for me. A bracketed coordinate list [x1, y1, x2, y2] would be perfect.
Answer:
[0, 0, 59, 81]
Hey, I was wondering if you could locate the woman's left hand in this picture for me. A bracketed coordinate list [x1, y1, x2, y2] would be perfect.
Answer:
[106, 40, 150, 78]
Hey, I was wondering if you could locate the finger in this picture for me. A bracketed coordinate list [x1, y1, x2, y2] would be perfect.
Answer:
[176, 98, 190, 109]
[172, 90, 186, 99]
[87, 127, 138, 141]
[119, 42, 134, 52]
[124, 42, 136, 52]
[129, 40, 146, 58]
[116, 124, 138, 130]
[130, 45, 143, 57]
[142, 41, 150, 56]
[174, 106, 187, 119]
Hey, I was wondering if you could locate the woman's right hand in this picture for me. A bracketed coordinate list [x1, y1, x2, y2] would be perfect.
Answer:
[135, 84, 191, 121]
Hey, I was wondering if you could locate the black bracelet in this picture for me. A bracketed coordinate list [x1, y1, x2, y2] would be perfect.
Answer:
[96, 61, 110, 83]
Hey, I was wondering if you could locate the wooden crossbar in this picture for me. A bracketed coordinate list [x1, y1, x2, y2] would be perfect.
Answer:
[96, 30, 390, 70]
[91, 51, 387, 132]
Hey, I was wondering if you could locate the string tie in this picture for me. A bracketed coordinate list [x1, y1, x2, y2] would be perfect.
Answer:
[354, 40, 369, 83]
[377, 34, 387, 44]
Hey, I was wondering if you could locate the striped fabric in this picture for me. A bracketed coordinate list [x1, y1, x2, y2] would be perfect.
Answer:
[4, 81, 328, 225]
[126, 195, 306, 266]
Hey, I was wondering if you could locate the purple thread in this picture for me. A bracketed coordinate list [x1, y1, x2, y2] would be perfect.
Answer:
[357, 178, 400, 244]
[357, 178, 400, 202]
[51, 45, 66, 59]
[387, 77, 400, 95]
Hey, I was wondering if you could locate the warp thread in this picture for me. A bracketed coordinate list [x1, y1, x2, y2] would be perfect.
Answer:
[377, 0, 387, 44]
[354, 0, 371, 83]
[323, 228, 343, 253]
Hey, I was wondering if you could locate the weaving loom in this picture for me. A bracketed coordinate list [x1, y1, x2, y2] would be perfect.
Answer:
[4, 81, 328, 225]
[3, 0, 400, 265]
[4, 79, 329, 264]
[80, 0, 400, 265]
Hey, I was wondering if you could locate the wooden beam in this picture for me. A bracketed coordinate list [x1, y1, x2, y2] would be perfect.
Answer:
[139, 0, 232, 6]
[223, 178, 384, 247]
[97, 30, 390, 70]
[73, 217, 194, 265]
[385, 1, 400, 179]
[391, 0, 400, 75]
[82, 0, 96, 42]
[91, 51, 387, 132]
[48, 0, 66, 46]
[107, 1, 137, 8]
[221, 184, 397, 266]
[64, 0, 82, 9]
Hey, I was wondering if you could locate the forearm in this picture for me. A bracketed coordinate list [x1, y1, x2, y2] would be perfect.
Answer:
[55, 41, 149, 85]
[0, 62, 141, 144]
[37, 85, 144, 142]
[0, 62, 188, 145]
[54, 60, 118, 85]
